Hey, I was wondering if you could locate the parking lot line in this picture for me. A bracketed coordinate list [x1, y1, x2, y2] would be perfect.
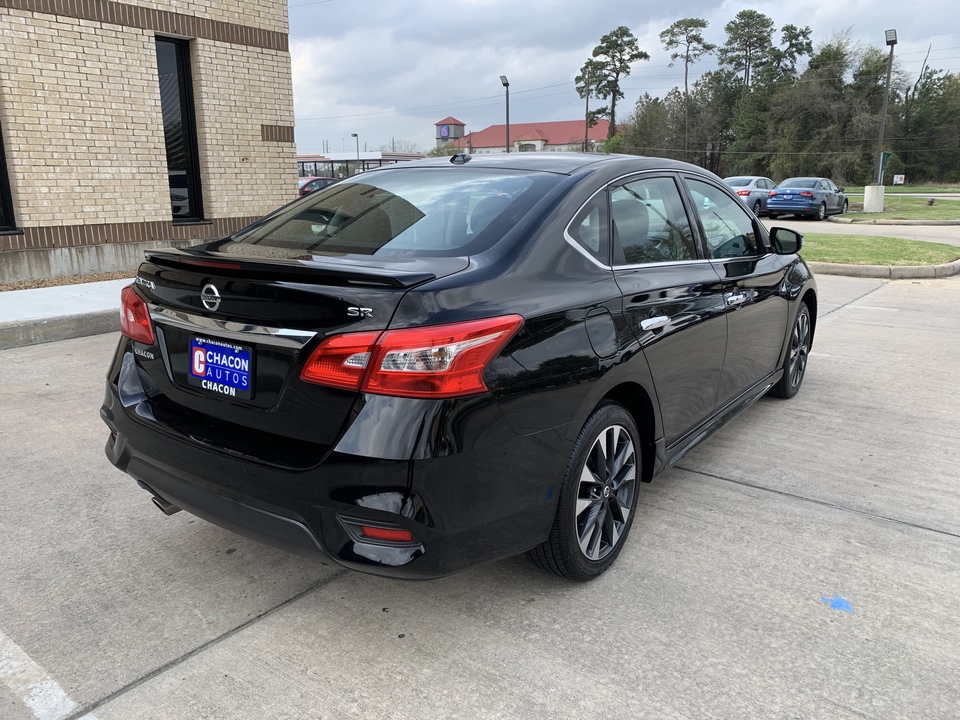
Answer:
[0, 628, 96, 720]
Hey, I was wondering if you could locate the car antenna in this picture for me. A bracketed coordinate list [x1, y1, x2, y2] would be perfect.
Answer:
[450, 153, 472, 165]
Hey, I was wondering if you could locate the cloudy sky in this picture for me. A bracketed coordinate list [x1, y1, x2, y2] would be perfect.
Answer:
[287, 0, 960, 155]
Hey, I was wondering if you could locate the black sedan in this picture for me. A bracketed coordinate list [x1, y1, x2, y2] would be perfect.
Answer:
[102, 153, 817, 581]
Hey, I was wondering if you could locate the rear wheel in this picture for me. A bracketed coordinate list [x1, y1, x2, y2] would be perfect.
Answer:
[752, 199, 762, 215]
[528, 402, 640, 581]
[769, 303, 811, 399]
[768, 212, 779, 220]
[815, 202, 826, 221]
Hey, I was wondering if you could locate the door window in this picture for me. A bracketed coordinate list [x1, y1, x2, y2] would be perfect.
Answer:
[610, 176, 696, 265]
[686, 178, 762, 260]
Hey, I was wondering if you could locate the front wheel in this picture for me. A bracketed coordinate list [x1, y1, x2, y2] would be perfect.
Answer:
[527, 402, 641, 581]
[769, 304, 811, 399]
[840, 199, 849, 214]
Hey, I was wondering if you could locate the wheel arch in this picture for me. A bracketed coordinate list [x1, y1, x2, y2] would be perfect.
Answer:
[601, 382, 657, 483]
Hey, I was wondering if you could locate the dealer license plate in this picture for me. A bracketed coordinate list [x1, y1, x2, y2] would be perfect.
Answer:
[783, 194, 793, 200]
[187, 337, 254, 400]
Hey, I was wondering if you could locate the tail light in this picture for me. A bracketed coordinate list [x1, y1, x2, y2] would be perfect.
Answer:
[120, 284, 155, 345]
[799, 191, 815, 198]
[301, 315, 524, 398]
[768, 190, 778, 196]
[736, 190, 751, 196]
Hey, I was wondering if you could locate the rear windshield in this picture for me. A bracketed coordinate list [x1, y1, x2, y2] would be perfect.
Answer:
[778, 178, 818, 189]
[231, 167, 563, 258]
[725, 177, 751, 186]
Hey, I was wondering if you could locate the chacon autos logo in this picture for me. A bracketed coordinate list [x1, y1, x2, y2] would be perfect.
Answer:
[200, 284, 221, 311]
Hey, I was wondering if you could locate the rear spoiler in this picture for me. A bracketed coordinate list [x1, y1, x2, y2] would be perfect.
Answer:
[144, 248, 437, 289]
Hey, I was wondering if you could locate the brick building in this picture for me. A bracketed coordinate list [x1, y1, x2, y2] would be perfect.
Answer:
[0, 0, 296, 283]
[440, 118, 611, 154]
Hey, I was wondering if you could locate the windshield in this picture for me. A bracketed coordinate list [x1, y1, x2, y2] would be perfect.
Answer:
[778, 178, 818, 189]
[231, 167, 563, 258]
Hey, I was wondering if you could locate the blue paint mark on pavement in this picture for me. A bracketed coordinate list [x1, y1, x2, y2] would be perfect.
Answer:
[820, 595, 855, 613]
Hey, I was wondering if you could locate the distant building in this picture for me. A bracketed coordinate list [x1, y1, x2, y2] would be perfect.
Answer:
[435, 117, 467, 149]
[439, 119, 610, 154]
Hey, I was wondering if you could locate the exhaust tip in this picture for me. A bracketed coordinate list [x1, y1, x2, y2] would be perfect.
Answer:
[151, 496, 182, 516]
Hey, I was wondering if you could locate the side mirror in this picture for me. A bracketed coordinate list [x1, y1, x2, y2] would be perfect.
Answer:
[838, 187, 845, 193]
[770, 227, 803, 255]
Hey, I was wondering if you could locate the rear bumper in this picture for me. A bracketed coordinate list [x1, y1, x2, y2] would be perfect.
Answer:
[767, 202, 817, 216]
[101, 349, 568, 579]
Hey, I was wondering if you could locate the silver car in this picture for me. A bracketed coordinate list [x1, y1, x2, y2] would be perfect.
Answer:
[724, 175, 776, 216]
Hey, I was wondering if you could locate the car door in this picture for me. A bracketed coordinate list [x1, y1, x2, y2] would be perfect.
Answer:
[609, 173, 728, 447]
[683, 176, 791, 408]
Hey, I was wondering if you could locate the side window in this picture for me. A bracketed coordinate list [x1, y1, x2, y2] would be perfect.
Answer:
[610, 176, 696, 265]
[566, 193, 609, 264]
[686, 178, 761, 260]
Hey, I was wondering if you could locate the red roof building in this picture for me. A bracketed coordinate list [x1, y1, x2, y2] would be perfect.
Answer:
[443, 119, 610, 153]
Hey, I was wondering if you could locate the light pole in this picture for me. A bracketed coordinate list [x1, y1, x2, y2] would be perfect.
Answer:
[874, 29, 897, 185]
[500, 75, 510, 153]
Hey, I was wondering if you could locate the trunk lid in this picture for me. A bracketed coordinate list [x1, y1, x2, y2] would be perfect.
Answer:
[130, 245, 469, 454]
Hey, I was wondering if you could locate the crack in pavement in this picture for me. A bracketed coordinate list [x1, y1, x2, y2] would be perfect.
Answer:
[62, 569, 349, 720]
[677, 465, 960, 541]
[817, 280, 889, 322]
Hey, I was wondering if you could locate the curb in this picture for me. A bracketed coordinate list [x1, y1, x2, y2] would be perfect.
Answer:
[0, 310, 119, 351]
[828, 217, 960, 226]
[806, 258, 960, 279]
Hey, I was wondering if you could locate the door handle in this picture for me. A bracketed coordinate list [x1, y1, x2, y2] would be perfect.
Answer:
[725, 292, 747, 307]
[640, 315, 670, 332]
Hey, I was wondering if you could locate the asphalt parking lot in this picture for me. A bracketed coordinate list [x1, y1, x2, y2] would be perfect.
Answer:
[1, 273, 958, 719]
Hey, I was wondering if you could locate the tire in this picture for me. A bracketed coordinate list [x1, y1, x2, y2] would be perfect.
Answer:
[769, 303, 811, 399]
[815, 202, 826, 221]
[768, 212, 779, 220]
[527, 402, 641, 581]
[752, 199, 762, 216]
[840, 199, 849, 214]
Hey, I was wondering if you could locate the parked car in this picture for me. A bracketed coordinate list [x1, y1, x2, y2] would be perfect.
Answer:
[767, 177, 848, 220]
[723, 175, 776, 216]
[102, 153, 817, 581]
[298, 176, 338, 196]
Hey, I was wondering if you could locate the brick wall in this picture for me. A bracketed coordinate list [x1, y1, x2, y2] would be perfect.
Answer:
[0, 0, 295, 269]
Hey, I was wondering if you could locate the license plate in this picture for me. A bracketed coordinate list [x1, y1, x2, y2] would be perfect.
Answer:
[187, 337, 254, 400]
[784, 194, 793, 200]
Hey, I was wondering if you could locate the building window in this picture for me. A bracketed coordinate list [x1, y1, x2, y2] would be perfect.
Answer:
[156, 37, 203, 222]
[0, 123, 14, 231]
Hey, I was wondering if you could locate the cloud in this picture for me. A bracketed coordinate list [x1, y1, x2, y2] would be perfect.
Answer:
[288, 0, 960, 153]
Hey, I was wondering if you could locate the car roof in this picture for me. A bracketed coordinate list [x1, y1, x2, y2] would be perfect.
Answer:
[380, 152, 709, 176]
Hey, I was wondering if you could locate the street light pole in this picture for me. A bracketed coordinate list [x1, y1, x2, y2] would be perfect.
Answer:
[500, 75, 510, 153]
[874, 29, 897, 185]
[350, 133, 360, 175]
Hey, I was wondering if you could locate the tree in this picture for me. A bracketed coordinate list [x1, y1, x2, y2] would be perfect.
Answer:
[577, 26, 650, 139]
[660, 18, 715, 157]
[379, 138, 422, 153]
[574, 58, 610, 130]
[719, 10, 775, 89]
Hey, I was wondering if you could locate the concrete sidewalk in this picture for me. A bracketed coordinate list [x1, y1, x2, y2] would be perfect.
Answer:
[0, 278, 131, 350]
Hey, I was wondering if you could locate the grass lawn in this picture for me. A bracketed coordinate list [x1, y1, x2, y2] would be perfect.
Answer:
[799, 233, 960, 265]
[842, 196, 960, 221]
[844, 184, 960, 195]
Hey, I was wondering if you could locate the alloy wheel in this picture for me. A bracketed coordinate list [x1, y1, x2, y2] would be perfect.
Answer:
[789, 310, 810, 388]
[574, 424, 637, 561]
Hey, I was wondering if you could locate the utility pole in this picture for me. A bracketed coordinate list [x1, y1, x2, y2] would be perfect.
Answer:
[583, 67, 590, 153]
